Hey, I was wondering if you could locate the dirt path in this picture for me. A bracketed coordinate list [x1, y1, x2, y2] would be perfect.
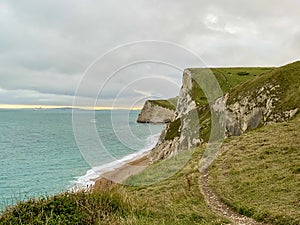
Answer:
[199, 170, 267, 225]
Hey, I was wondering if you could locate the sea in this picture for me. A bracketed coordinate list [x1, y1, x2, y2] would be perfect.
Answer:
[0, 109, 163, 210]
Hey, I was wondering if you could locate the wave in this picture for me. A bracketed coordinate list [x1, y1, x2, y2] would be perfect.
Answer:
[71, 133, 160, 191]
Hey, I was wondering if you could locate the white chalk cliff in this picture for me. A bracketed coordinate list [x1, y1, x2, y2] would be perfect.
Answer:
[143, 62, 299, 163]
[137, 100, 176, 123]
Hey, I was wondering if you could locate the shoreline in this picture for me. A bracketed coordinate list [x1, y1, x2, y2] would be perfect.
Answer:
[92, 152, 150, 190]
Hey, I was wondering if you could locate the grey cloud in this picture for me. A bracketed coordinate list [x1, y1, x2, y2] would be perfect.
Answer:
[0, 88, 75, 105]
[0, 67, 81, 96]
[0, 0, 299, 106]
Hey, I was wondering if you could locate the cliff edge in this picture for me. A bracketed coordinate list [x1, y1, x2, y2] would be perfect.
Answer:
[147, 62, 300, 163]
[137, 99, 177, 123]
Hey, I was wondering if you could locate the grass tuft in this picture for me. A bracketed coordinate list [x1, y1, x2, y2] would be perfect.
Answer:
[209, 115, 300, 225]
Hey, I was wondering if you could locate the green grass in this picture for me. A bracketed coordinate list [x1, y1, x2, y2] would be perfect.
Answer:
[211, 67, 273, 91]
[0, 190, 132, 225]
[169, 67, 274, 141]
[165, 62, 299, 142]
[209, 115, 300, 225]
[227, 61, 300, 111]
[122, 147, 229, 225]
[163, 67, 275, 142]
[148, 97, 178, 110]
[189, 67, 274, 106]
[164, 117, 181, 140]
[0, 148, 229, 225]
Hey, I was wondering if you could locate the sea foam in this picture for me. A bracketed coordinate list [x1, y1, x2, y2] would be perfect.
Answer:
[72, 133, 160, 191]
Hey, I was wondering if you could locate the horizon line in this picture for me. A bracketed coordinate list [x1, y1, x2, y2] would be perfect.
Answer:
[0, 104, 142, 110]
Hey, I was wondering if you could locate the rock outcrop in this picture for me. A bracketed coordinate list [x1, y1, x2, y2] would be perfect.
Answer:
[212, 86, 299, 137]
[147, 61, 300, 163]
[137, 100, 176, 123]
[149, 70, 202, 162]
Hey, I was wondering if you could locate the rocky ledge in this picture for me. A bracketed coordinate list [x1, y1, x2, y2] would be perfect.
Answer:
[137, 100, 176, 124]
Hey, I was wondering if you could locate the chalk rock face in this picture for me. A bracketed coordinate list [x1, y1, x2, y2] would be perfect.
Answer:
[149, 70, 201, 162]
[148, 137, 180, 161]
[211, 84, 298, 137]
[137, 100, 176, 123]
[148, 62, 300, 163]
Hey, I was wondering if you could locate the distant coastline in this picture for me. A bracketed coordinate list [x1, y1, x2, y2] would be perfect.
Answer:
[0, 104, 142, 110]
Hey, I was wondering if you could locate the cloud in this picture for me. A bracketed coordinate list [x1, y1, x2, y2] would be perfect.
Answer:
[0, 0, 299, 106]
[133, 89, 152, 97]
[0, 87, 74, 105]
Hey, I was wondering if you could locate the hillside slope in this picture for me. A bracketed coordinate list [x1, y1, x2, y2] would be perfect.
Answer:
[137, 98, 177, 123]
[222, 61, 300, 136]
[149, 62, 299, 163]
[209, 114, 300, 225]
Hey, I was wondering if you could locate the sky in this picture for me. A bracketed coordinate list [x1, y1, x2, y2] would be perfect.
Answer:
[0, 0, 299, 109]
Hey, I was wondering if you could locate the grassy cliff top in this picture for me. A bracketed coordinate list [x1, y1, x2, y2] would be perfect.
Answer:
[228, 61, 300, 110]
[164, 62, 299, 141]
[148, 97, 178, 110]
[189, 67, 274, 106]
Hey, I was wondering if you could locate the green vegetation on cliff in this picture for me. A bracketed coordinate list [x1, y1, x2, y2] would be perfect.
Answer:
[189, 67, 274, 106]
[227, 61, 300, 111]
[164, 67, 274, 142]
[148, 97, 178, 111]
[209, 115, 300, 225]
[0, 190, 131, 224]
[164, 117, 181, 140]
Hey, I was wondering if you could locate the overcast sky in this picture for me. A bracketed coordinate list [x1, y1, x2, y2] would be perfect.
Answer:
[0, 0, 299, 108]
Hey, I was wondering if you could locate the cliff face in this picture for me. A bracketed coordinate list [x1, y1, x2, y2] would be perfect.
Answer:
[137, 100, 176, 123]
[217, 62, 300, 137]
[148, 61, 300, 163]
[149, 70, 201, 162]
[212, 87, 298, 137]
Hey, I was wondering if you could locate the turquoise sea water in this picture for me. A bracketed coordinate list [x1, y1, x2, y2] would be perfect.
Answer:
[0, 109, 163, 210]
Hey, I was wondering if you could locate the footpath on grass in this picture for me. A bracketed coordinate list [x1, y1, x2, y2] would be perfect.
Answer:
[199, 169, 268, 225]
